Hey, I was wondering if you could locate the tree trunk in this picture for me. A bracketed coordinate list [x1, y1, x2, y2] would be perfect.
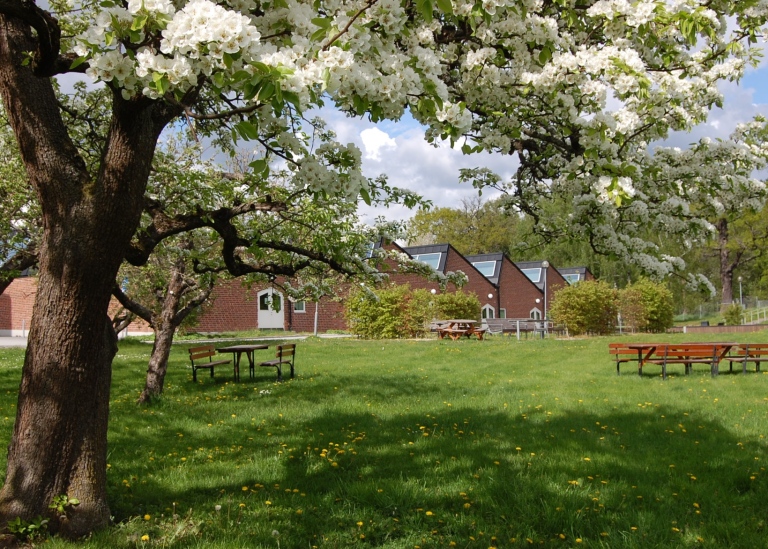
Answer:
[717, 218, 734, 307]
[0, 14, 175, 536]
[138, 270, 185, 404]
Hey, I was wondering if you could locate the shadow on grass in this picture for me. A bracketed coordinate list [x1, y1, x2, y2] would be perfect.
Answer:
[105, 368, 768, 548]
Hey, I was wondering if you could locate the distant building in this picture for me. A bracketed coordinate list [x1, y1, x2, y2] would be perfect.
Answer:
[557, 266, 594, 285]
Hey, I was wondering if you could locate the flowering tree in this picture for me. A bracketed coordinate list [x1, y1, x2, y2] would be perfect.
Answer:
[0, 112, 37, 294]
[1, 0, 767, 537]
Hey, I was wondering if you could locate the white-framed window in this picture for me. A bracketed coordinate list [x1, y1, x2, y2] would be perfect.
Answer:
[521, 268, 542, 283]
[530, 308, 542, 320]
[563, 273, 581, 284]
[294, 300, 306, 313]
[412, 253, 441, 270]
[481, 304, 495, 319]
[472, 261, 496, 277]
[499, 308, 506, 318]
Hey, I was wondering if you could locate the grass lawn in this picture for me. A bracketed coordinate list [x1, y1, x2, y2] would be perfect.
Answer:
[0, 332, 767, 548]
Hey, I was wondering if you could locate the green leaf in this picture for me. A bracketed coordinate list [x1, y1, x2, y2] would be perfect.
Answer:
[131, 14, 148, 31]
[234, 121, 259, 140]
[69, 56, 87, 70]
[311, 28, 329, 42]
[416, 0, 433, 22]
[538, 45, 552, 65]
[435, 0, 452, 15]
[311, 17, 332, 28]
[249, 159, 268, 174]
[359, 186, 372, 206]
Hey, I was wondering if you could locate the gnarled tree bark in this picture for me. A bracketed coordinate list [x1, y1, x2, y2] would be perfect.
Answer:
[0, 11, 177, 537]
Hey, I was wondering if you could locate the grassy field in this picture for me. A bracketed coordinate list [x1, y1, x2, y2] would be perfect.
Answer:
[0, 332, 767, 548]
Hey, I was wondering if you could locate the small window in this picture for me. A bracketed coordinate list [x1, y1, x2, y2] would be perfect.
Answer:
[563, 273, 581, 284]
[530, 308, 542, 320]
[294, 300, 306, 313]
[521, 268, 542, 283]
[260, 292, 282, 312]
[481, 304, 495, 319]
[412, 253, 441, 270]
[472, 261, 496, 277]
[499, 308, 506, 319]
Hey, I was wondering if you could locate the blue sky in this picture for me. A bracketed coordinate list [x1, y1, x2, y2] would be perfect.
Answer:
[352, 64, 768, 224]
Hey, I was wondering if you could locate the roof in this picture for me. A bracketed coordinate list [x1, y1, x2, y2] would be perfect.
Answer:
[514, 260, 555, 289]
[402, 244, 450, 272]
[558, 266, 592, 284]
[464, 253, 504, 285]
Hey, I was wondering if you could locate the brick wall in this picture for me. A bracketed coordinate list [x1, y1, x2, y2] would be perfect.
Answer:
[0, 277, 36, 336]
[498, 258, 544, 319]
[0, 277, 152, 337]
[544, 266, 567, 312]
[195, 280, 260, 332]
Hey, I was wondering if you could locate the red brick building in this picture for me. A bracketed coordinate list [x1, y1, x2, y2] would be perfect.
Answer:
[464, 253, 546, 319]
[1, 244, 581, 336]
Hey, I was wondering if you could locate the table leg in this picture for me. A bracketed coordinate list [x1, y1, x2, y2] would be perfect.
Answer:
[247, 350, 256, 379]
[233, 352, 241, 381]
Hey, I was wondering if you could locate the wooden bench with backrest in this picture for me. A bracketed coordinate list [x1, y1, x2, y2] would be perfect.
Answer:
[725, 343, 768, 374]
[642, 343, 730, 379]
[188, 345, 231, 382]
[609, 342, 642, 375]
[259, 343, 296, 382]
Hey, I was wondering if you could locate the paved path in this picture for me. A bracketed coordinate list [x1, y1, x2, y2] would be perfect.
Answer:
[0, 337, 27, 348]
[0, 334, 351, 349]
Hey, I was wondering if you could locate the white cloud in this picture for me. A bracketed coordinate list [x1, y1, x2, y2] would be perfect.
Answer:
[360, 127, 397, 161]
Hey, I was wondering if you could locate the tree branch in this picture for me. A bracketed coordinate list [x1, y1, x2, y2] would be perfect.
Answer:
[112, 284, 154, 325]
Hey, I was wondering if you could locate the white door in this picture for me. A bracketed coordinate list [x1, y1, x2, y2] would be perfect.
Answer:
[257, 289, 284, 329]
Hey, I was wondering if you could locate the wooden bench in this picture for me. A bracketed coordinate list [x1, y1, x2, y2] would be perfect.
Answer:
[609, 342, 642, 375]
[642, 343, 730, 379]
[467, 326, 487, 340]
[725, 343, 768, 374]
[259, 344, 296, 382]
[189, 345, 231, 382]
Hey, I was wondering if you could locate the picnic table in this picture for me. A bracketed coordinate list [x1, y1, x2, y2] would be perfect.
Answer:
[436, 319, 487, 341]
[618, 342, 735, 379]
[217, 344, 270, 381]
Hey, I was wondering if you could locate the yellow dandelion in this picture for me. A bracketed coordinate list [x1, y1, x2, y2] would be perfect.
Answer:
[463, 503, 471, 509]
[356, 521, 363, 527]
[242, 486, 249, 491]
[296, 509, 303, 515]
[576, 539, 582, 543]
[426, 511, 434, 516]
[265, 501, 272, 506]
[239, 503, 245, 508]
[141, 534, 149, 541]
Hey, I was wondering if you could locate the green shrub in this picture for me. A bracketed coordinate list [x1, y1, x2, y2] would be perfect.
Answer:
[435, 290, 480, 321]
[345, 285, 479, 339]
[723, 304, 744, 326]
[620, 278, 674, 332]
[549, 280, 618, 335]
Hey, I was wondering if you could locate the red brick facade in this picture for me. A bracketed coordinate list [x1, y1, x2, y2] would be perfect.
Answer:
[497, 257, 545, 319]
[1, 248, 582, 336]
[0, 276, 152, 336]
[0, 277, 36, 336]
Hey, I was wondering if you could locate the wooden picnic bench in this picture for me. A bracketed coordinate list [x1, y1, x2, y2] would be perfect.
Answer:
[611, 342, 734, 379]
[258, 343, 296, 382]
[189, 345, 231, 382]
[725, 343, 768, 374]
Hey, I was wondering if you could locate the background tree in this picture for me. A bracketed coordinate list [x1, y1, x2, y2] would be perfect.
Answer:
[113, 234, 218, 403]
[406, 196, 524, 255]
